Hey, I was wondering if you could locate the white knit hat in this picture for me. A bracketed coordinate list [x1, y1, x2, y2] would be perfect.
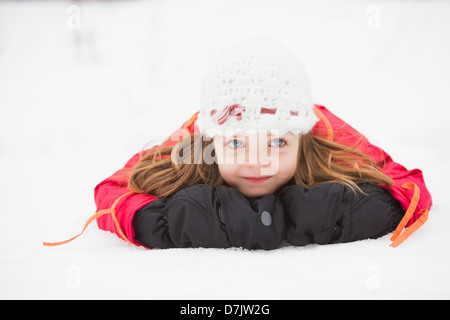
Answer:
[198, 37, 318, 138]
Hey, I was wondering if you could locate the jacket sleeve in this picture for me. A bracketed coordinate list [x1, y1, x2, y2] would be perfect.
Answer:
[94, 112, 200, 247]
[278, 183, 405, 246]
[133, 184, 285, 250]
[94, 151, 158, 246]
[312, 105, 432, 227]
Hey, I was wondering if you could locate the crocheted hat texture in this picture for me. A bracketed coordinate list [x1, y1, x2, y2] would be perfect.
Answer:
[198, 38, 318, 138]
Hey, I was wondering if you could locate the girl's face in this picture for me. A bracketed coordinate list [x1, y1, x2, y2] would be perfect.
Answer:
[213, 132, 299, 198]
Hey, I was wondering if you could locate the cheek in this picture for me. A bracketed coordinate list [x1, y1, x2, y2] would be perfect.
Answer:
[260, 146, 298, 178]
[272, 149, 298, 180]
[213, 139, 242, 186]
[278, 157, 297, 179]
[217, 163, 240, 185]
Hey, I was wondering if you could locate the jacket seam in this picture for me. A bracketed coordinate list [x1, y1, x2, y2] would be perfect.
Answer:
[324, 186, 345, 244]
[201, 187, 214, 247]
[213, 186, 235, 246]
[168, 196, 210, 217]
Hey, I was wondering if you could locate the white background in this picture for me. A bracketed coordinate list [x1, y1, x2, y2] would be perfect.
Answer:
[1, 0, 449, 299]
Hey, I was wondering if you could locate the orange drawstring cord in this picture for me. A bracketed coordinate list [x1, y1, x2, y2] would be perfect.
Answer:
[313, 106, 334, 141]
[44, 112, 200, 248]
[390, 182, 429, 248]
[43, 192, 138, 247]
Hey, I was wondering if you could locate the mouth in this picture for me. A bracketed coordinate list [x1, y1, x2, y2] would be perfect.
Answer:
[243, 176, 272, 184]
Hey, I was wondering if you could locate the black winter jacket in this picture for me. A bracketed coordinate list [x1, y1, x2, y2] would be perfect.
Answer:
[133, 183, 404, 250]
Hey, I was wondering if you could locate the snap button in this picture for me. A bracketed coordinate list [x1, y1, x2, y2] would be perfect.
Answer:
[261, 211, 272, 226]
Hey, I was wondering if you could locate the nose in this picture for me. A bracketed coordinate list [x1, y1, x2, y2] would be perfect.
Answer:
[245, 156, 270, 167]
[245, 144, 271, 167]
[245, 151, 279, 176]
[244, 140, 280, 176]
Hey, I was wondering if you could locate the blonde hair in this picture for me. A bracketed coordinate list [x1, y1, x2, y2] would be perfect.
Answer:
[128, 132, 392, 198]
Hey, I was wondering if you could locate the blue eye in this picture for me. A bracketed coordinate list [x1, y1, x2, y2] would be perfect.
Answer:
[227, 139, 245, 149]
[270, 138, 286, 147]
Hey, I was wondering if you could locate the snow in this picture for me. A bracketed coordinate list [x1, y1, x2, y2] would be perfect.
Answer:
[1, 0, 450, 300]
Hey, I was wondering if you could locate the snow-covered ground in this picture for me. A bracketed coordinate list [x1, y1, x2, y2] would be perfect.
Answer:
[1, 0, 450, 299]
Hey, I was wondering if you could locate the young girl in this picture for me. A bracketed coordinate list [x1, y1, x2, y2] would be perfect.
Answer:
[45, 38, 432, 249]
